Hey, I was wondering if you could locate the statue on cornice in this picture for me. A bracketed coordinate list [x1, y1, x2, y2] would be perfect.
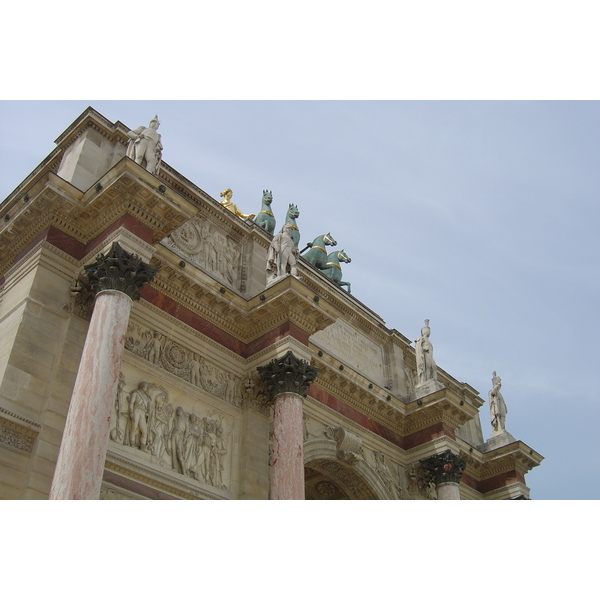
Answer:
[265, 222, 299, 285]
[415, 319, 437, 385]
[126, 115, 163, 175]
[489, 371, 508, 436]
[254, 190, 276, 234]
[219, 189, 255, 220]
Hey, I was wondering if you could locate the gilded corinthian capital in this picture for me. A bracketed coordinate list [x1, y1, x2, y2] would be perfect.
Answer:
[257, 351, 319, 400]
[84, 242, 158, 301]
[419, 449, 466, 485]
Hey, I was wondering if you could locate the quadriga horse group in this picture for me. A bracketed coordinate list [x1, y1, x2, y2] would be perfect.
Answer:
[221, 189, 352, 293]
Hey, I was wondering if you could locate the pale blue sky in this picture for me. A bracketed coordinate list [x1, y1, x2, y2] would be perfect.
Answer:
[2, 100, 598, 501]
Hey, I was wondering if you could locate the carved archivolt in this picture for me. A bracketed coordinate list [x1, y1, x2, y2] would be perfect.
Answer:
[109, 373, 231, 491]
[125, 323, 241, 407]
[164, 217, 243, 290]
[307, 459, 378, 500]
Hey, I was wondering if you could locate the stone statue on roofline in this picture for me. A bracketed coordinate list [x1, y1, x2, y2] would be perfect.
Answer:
[219, 189, 255, 220]
[415, 319, 437, 385]
[265, 223, 299, 285]
[489, 371, 508, 436]
[126, 115, 163, 175]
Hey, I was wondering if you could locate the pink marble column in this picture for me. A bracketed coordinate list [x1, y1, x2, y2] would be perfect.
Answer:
[49, 242, 157, 500]
[257, 350, 319, 500]
[271, 392, 305, 500]
[436, 482, 461, 500]
[49, 290, 132, 500]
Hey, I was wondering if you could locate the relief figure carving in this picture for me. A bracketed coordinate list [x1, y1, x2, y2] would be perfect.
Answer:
[109, 377, 231, 489]
[166, 218, 242, 289]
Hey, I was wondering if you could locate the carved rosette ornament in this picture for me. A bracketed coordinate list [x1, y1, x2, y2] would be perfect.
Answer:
[84, 242, 158, 300]
[419, 449, 467, 486]
[257, 350, 319, 401]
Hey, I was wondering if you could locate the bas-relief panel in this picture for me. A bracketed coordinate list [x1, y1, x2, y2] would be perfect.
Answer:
[125, 323, 242, 408]
[109, 371, 234, 492]
[162, 217, 245, 292]
[310, 320, 385, 386]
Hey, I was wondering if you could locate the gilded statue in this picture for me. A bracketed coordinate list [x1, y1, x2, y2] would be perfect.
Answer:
[219, 189, 255, 220]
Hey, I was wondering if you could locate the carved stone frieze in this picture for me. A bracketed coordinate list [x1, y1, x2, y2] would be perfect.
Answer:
[0, 414, 39, 453]
[371, 451, 397, 498]
[163, 217, 243, 290]
[84, 242, 159, 300]
[324, 425, 363, 464]
[257, 350, 319, 400]
[239, 372, 271, 416]
[125, 323, 242, 407]
[420, 449, 467, 486]
[406, 463, 438, 499]
[68, 275, 96, 320]
[99, 485, 143, 500]
[109, 373, 232, 491]
[302, 413, 325, 442]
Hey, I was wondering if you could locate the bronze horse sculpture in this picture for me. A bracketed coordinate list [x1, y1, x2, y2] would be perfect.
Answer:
[301, 233, 337, 269]
[320, 249, 351, 294]
[254, 190, 275, 234]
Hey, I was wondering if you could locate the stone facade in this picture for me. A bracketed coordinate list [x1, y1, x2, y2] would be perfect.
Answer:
[0, 107, 543, 500]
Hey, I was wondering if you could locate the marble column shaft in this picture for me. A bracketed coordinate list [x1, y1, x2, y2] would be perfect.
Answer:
[271, 392, 305, 500]
[257, 350, 319, 500]
[436, 482, 461, 500]
[50, 242, 157, 500]
[49, 290, 132, 500]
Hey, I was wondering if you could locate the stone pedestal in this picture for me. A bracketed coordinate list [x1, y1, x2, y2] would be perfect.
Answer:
[420, 449, 466, 501]
[49, 243, 157, 500]
[481, 430, 517, 452]
[406, 379, 444, 402]
[257, 350, 319, 500]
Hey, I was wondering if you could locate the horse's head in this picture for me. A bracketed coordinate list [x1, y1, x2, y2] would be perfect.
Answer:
[262, 190, 273, 205]
[337, 249, 351, 264]
[323, 232, 337, 247]
[287, 203, 299, 218]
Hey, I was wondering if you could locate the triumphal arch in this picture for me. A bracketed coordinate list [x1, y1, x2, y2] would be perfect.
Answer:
[0, 107, 542, 500]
